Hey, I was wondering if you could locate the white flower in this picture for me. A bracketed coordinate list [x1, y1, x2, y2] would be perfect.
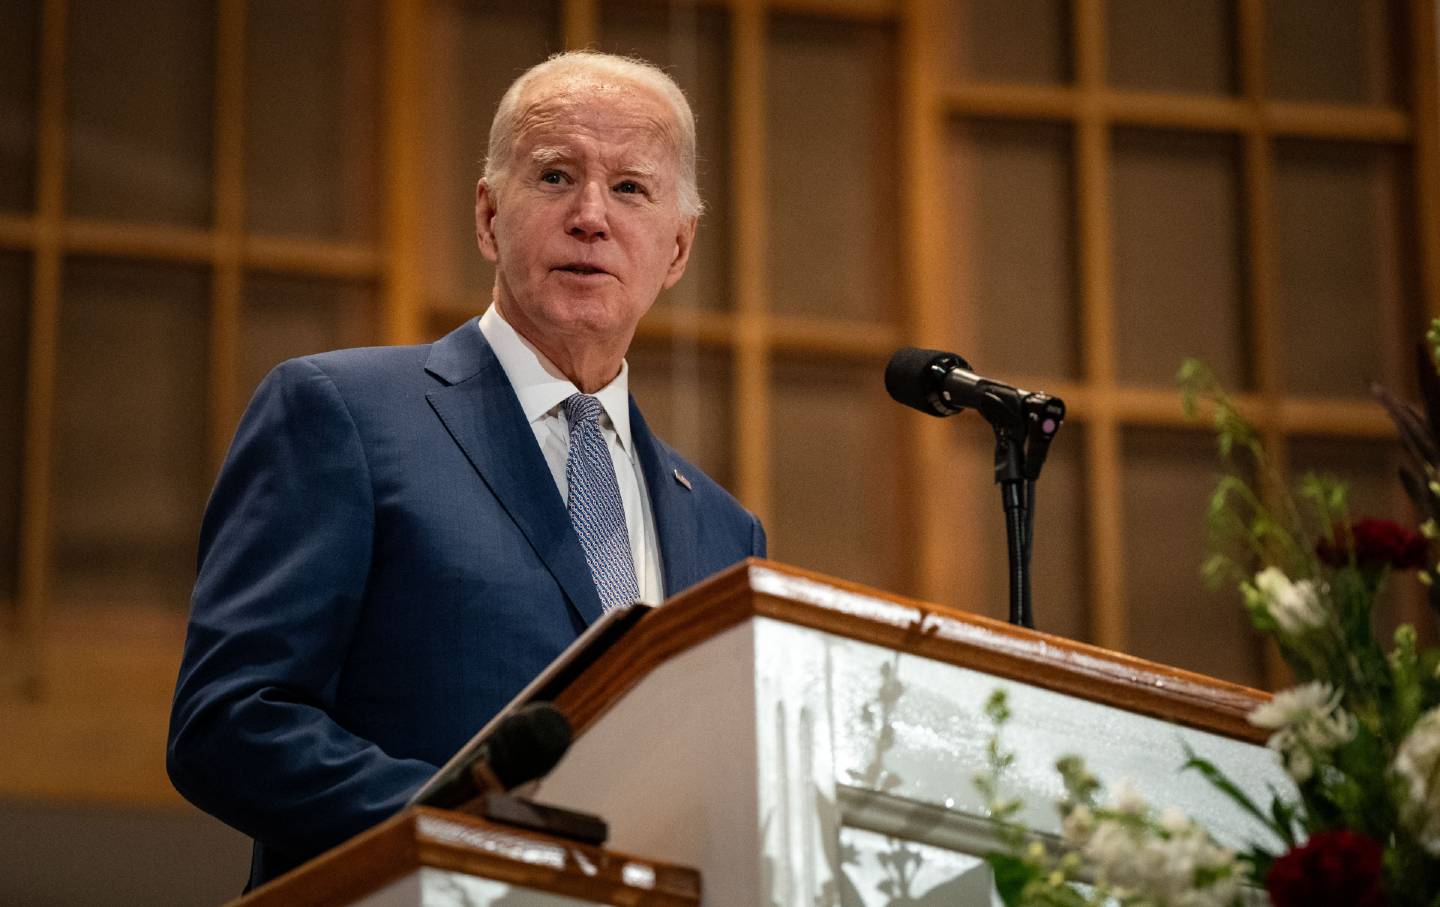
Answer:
[1253, 566, 1326, 634]
[1080, 812, 1244, 906]
[1248, 681, 1356, 782]
[1394, 706, 1440, 855]
[1061, 804, 1094, 845]
[1110, 780, 1148, 816]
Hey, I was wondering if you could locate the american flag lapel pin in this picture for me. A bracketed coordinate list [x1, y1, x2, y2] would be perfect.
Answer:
[673, 468, 693, 491]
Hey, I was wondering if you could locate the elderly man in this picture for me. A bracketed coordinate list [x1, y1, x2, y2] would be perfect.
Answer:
[167, 51, 764, 890]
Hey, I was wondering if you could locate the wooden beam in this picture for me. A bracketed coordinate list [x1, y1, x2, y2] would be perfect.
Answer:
[729, 0, 772, 525]
[1414, 0, 1440, 322]
[15, 0, 69, 697]
[563, 0, 598, 49]
[381, 0, 424, 346]
[208, 0, 247, 472]
[1073, 0, 1128, 651]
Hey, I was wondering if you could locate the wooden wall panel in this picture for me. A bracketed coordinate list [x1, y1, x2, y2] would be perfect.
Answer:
[0, 0, 39, 214]
[768, 356, 907, 594]
[765, 15, 898, 321]
[1111, 129, 1247, 389]
[240, 276, 377, 400]
[1121, 427, 1266, 688]
[1265, 0, 1402, 105]
[1106, 0, 1236, 95]
[1272, 141, 1409, 397]
[942, 0, 1071, 85]
[64, 0, 216, 227]
[0, 255, 28, 605]
[50, 259, 209, 611]
[946, 119, 1079, 380]
[244, 0, 380, 240]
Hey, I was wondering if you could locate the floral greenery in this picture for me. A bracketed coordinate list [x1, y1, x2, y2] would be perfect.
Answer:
[975, 325, 1440, 905]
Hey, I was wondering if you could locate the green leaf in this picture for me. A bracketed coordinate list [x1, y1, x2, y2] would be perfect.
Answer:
[1181, 746, 1287, 844]
[984, 853, 1038, 907]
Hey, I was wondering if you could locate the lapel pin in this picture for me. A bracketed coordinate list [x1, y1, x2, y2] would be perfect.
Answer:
[673, 468, 692, 491]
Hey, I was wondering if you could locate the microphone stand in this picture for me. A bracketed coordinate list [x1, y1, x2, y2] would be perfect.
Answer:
[981, 391, 1065, 629]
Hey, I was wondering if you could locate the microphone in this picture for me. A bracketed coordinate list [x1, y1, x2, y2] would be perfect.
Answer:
[430, 702, 573, 807]
[885, 346, 1024, 419]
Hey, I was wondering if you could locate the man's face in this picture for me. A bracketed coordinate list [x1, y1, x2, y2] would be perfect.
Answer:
[475, 78, 696, 364]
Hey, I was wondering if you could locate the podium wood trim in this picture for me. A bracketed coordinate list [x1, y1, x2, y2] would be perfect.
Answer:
[230, 806, 701, 907]
[555, 559, 1270, 745]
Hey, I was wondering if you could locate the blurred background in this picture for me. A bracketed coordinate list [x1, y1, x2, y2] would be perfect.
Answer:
[0, 0, 1437, 903]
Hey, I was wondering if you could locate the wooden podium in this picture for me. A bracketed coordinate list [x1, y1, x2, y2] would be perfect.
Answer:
[233, 559, 1287, 905]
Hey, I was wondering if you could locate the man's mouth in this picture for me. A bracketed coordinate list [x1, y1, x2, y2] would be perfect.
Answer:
[556, 264, 608, 276]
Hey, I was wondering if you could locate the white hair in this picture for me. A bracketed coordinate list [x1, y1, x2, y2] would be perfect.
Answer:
[483, 51, 703, 218]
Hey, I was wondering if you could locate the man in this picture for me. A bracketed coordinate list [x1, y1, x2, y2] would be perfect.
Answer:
[167, 51, 765, 890]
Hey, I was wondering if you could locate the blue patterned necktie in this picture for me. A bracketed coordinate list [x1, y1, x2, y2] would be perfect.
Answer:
[562, 393, 640, 611]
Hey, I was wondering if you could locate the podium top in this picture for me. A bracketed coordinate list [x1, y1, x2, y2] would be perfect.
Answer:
[230, 806, 702, 907]
[555, 559, 1270, 745]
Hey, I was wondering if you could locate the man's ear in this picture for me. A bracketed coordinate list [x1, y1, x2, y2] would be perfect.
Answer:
[661, 215, 698, 290]
[475, 178, 500, 262]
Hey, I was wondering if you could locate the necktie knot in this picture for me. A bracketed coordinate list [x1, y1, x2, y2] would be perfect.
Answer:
[563, 393, 603, 429]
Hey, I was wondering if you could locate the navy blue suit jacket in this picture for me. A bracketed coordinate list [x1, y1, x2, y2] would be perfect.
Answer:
[167, 322, 765, 889]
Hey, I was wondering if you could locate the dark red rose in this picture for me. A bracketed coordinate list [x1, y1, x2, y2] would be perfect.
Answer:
[1266, 829, 1385, 907]
[1317, 518, 1429, 571]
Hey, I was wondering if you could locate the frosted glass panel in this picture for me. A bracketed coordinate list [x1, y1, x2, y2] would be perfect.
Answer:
[626, 339, 733, 492]
[598, 1, 731, 312]
[53, 259, 209, 610]
[946, 119, 1078, 379]
[1122, 429, 1265, 688]
[241, 275, 376, 401]
[245, 0, 380, 239]
[0, 255, 28, 602]
[944, 0, 1071, 85]
[1113, 130, 1246, 389]
[0, 0, 38, 213]
[1107, 0, 1235, 94]
[1266, 0, 1401, 105]
[66, 0, 215, 226]
[838, 826, 997, 904]
[422, 0, 562, 309]
[1273, 141, 1408, 397]
[954, 420, 1089, 640]
[766, 17, 898, 321]
[770, 357, 907, 594]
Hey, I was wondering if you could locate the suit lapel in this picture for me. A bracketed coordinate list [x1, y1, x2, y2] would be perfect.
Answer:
[424, 324, 604, 627]
[630, 399, 700, 598]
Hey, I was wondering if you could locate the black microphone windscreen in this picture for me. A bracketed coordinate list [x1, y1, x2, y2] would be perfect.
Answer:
[486, 702, 573, 790]
[884, 347, 969, 416]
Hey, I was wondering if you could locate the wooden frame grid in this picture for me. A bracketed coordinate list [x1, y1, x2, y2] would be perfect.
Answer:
[3, 0, 1439, 705]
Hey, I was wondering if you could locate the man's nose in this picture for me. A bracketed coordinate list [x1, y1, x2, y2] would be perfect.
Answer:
[566, 181, 609, 240]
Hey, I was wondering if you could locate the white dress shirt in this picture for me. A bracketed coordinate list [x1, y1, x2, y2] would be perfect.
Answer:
[478, 305, 664, 605]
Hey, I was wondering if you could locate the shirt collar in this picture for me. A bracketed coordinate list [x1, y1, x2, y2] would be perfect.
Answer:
[477, 304, 633, 453]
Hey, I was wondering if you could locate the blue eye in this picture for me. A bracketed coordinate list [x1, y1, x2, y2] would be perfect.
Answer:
[614, 181, 642, 195]
[540, 170, 565, 184]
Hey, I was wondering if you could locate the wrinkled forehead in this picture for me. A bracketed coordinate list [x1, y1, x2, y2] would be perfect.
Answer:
[511, 75, 682, 163]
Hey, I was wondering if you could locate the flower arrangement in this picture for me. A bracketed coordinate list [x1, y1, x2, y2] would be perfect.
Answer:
[976, 324, 1440, 905]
